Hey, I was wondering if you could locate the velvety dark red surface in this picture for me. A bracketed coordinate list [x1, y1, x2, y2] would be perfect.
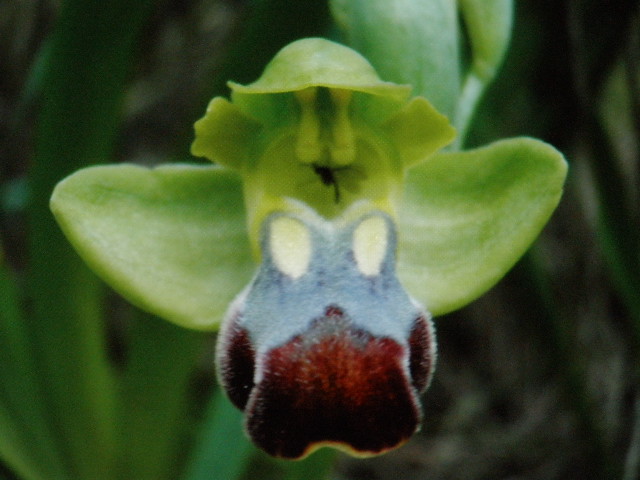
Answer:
[218, 320, 256, 410]
[244, 306, 423, 459]
[408, 316, 434, 393]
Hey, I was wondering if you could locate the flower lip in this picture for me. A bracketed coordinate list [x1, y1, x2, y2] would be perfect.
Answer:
[215, 204, 438, 459]
[228, 37, 411, 100]
[244, 306, 424, 459]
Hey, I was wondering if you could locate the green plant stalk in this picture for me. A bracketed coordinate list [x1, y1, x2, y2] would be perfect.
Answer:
[623, 395, 640, 480]
[454, 73, 486, 147]
[455, 0, 513, 144]
[28, 0, 154, 477]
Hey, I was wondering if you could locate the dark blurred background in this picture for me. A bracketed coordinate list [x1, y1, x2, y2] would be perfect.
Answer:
[1, 1, 639, 479]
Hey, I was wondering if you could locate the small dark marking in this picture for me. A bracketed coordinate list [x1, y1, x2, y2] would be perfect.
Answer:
[312, 164, 344, 203]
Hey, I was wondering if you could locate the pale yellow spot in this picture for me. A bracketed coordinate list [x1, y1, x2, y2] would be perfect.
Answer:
[270, 216, 311, 279]
[353, 216, 388, 276]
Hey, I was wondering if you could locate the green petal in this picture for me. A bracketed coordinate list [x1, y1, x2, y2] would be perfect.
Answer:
[397, 137, 568, 316]
[382, 97, 457, 167]
[227, 38, 412, 127]
[191, 97, 262, 170]
[50, 164, 254, 330]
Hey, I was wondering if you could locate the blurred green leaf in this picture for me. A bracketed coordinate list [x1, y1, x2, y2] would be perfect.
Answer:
[0, 178, 29, 214]
[0, 264, 69, 480]
[51, 164, 254, 331]
[116, 312, 204, 480]
[182, 389, 255, 480]
[398, 137, 567, 315]
[279, 449, 337, 480]
[330, 0, 460, 120]
[27, 0, 155, 477]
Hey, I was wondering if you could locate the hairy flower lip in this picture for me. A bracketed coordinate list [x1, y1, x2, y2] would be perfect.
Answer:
[215, 203, 437, 459]
[219, 306, 435, 460]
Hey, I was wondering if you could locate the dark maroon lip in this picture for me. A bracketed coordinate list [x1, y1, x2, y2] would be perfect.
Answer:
[218, 306, 435, 459]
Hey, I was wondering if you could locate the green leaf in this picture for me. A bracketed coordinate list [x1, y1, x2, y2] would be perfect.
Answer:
[397, 137, 568, 315]
[51, 164, 254, 330]
[116, 312, 204, 480]
[27, 0, 155, 476]
[279, 449, 337, 480]
[181, 389, 254, 480]
[0, 263, 70, 480]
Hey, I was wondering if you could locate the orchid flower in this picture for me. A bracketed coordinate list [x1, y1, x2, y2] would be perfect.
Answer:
[51, 38, 567, 459]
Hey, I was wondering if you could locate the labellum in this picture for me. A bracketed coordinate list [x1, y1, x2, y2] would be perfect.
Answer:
[216, 203, 437, 459]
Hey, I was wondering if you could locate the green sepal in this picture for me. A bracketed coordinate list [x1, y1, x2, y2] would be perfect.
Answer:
[397, 137, 568, 315]
[228, 38, 412, 126]
[50, 164, 254, 330]
[229, 37, 410, 96]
